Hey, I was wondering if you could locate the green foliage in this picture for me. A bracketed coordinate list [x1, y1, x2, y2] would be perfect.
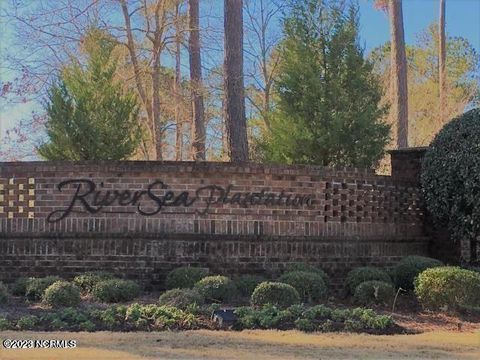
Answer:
[414, 266, 480, 311]
[369, 25, 480, 147]
[165, 267, 209, 289]
[42, 281, 81, 307]
[353, 281, 395, 306]
[16, 315, 39, 330]
[235, 304, 394, 333]
[392, 256, 443, 290]
[38, 28, 143, 160]
[125, 303, 197, 330]
[0, 282, 9, 304]
[259, 0, 389, 167]
[73, 272, 115, 294]
[250, 282, 300, 308]
[284, 263, 330, 287]
[421, 109, 480, 253]
[92, 279, 140, 303]
[25, 276, 61, 300]
[345, 267, 391, 295]
[11, 278, 30, 296]
[158, 288, 205, 310]
[278, 271, 327, 302]
[0, 317, 11, 330]
[194, 276, 236, 303]
[233, 275, 266, 298]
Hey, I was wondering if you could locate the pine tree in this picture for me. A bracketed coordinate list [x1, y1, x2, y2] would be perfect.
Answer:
[38, 29, 143, 160]
[261, 0, 390, 167]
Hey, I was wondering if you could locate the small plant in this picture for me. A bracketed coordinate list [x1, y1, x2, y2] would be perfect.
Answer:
[353, 281, 395, 306]
[233, 274, 266, 297]
[392, 256, 443, 290]
[165, 267, 209, 289]
[16, 315, 39, 330]
[194, 276, 237, 303]
[345, 267, 391, 295]
[414, 266, 480, 311]
[73, 271, 114, 293]
[0, 282, 9, 304]
[25, 276, 61, 300]
[285, 263, 330, 286]
[0, 317, 11, 330]
[42, 281, 81, 307]
[278, 271, 327, 302]
[158, 288, 205, 310]
[250, 282, 300, 308]
[10, 278, 30, 296]
[92, 279, 140, 303]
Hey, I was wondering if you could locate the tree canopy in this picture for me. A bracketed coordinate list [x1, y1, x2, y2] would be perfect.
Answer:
[38, 29, 143, 161]
[258, 0, 390, 167]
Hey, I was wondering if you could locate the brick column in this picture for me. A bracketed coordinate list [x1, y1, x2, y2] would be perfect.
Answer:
[389, 147, 428, 182]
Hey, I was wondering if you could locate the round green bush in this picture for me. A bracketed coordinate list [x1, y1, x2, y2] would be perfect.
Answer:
[285, 263, 330, 286]
[353, 281, 395, 306]
[10, 278, 30, 296]
[414, 266, 480, 311]
[345, 267, 391, 295]
[392, 256, 443, 290]
[165, 267, 209, 289]
[42, 281, 81, 307]
[0, 282, 9, 304]
[194, 276, 236, 303]
[158, 288, 205, 310]
[233, 275, 266, 297]
[421, 108, 480, 254]
[250, 282, 300, 308]
[92, 279, 141, 303]
[278, 271, 327, 302]
[25, 276, 61, 300]
[73, 272, 114, 293]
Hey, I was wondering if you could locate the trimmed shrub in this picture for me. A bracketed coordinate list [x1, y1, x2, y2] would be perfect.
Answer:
[0, 282, 9, 304]
[25, 276, 61, 300]
[158, 288, 205, 310]
[278, 271, 327, 302]
[42, 281, 81, 307]
[194, 276, 236, 303]
[354, 281, 395, 306]
[233, 275, 266, 297]
[392, 256, 443, 290]
[345, 267, 391, 295]
[285, 263, 330, 287]
[92, 279, 140, 303]
[414, 266, 480, 311]
[11, 278, 30, 296]
[421, 108, 480, 258]
[250, 282, 300, 308]
[73, 272, 114, 293]
[165, 267, 209, 289]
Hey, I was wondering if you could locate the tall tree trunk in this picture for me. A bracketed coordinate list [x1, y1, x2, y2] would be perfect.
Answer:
[388, 0, 409, 149]
[152, 1, 164, 160]
[175, 3, 183, 161]
[189, 0, 206, 161]
[224, 0, 249, 162]
[120, 0, 155, 159]
[439, 0, 447, 123]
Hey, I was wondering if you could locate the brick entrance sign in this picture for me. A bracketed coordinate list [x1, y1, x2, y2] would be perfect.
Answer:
[0, 152, 428, 287]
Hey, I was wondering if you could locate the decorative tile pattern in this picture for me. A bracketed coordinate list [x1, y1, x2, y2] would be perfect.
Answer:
[0, 177, 35, 219]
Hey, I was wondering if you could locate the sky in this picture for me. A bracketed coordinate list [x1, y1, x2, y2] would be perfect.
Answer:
[1, 0, 480, 157]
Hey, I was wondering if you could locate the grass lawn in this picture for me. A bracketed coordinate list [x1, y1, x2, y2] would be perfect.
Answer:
[0, 330, 479, 360]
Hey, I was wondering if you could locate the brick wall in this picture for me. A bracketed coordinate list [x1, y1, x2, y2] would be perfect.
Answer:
[0, 160, 429, 288]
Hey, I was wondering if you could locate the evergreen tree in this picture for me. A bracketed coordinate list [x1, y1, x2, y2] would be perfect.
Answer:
[261, 0, 390, 167]
[38, 29, 143, 160]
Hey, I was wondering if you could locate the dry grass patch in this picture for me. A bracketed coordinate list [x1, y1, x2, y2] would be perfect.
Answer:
[0, 330, 479, 360]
